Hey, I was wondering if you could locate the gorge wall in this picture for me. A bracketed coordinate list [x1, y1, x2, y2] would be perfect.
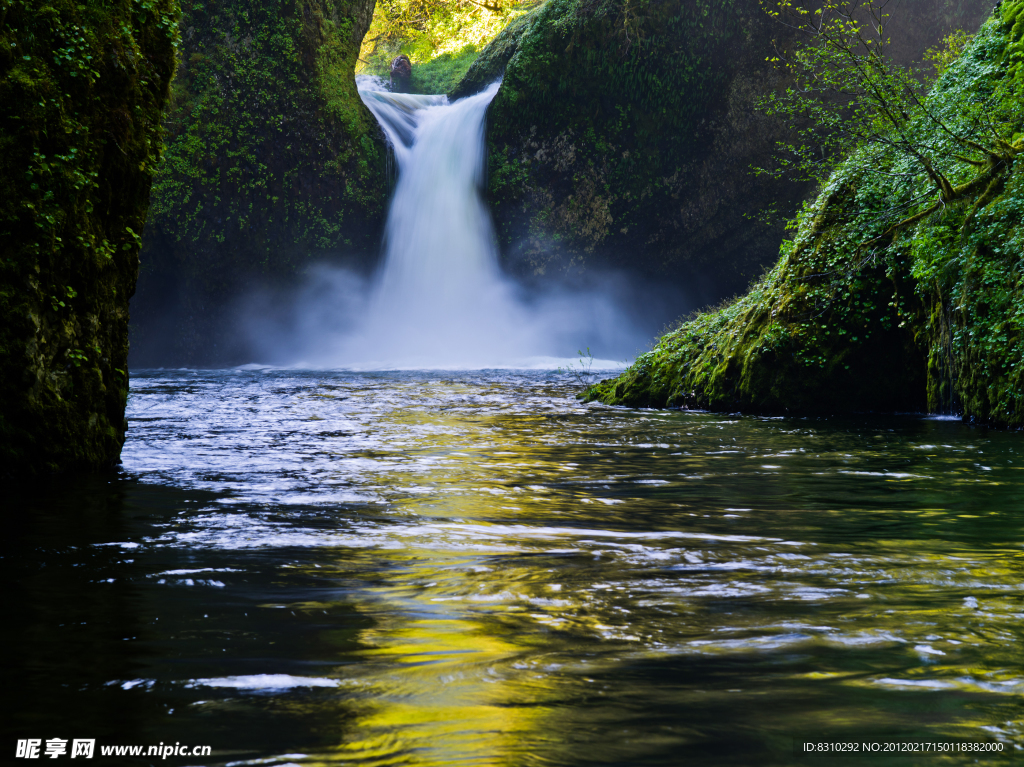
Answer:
[587, 2, 1024, 427]
[131, 0, 387, 366]
[0, 0, 179, 476]
[130, 0, 993, 366]
[454, 0, 993, 297]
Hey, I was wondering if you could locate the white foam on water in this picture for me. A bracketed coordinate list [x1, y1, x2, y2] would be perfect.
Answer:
[186, 675, 339, 690]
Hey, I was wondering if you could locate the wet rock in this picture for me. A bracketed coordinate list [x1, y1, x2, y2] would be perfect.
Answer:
[456, 0, 992, 297]
[391, 55, 413, 92]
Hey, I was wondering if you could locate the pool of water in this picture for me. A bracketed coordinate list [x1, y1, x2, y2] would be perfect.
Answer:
[3, 369, 1023, 765]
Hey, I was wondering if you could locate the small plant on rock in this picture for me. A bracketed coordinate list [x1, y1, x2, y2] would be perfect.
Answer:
[559, 347, 596, 388]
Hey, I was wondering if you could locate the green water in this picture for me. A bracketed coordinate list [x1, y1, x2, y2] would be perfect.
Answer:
[3, 370, 1022, 765]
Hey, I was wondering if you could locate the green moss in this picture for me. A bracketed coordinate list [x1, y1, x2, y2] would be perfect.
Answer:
[0, 0, 179, 476]
[587, 6, 1024, 427]
[135, 0, 386, 364]
[410, 45, 479, 94]
[454, 0, 827, 283]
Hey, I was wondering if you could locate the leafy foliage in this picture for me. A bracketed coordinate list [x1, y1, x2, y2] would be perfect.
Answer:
[754, 0, 1017, 201]
[924, 29, 974, 80]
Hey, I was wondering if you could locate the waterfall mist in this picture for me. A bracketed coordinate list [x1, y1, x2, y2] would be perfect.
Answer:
[240, 81, 681, 370]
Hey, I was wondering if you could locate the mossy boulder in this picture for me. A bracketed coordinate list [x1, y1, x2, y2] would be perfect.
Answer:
[454, 0, 991, 293]
[587, 2, 1024, 427]
[133, 0, 387, 365]
[0, 0, 179, 476]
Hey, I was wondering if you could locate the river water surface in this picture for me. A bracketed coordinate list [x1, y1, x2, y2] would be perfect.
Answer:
[4, 369, 1023, 765]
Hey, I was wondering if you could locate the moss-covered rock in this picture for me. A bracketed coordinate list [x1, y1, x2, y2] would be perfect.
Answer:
[133, 0, 386, 365]
[0, 0, 179, 476]
[455, 0, 991, 292]
[587, 3, 1024, 427]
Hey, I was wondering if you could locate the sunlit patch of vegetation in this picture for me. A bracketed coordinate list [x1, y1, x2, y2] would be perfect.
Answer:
[924, 29, 975, 81]
[357, 0, 543, 93]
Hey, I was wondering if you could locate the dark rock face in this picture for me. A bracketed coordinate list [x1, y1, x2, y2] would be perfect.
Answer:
[390, 54, 413, 92]
[0, 0, 179, 476]
[132, 0, 388, 366]
[454, 0, 993, 299]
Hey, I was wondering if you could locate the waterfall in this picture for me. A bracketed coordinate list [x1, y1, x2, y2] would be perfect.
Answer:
[347, 81, 533, 368]
[251, 78, 649, 370]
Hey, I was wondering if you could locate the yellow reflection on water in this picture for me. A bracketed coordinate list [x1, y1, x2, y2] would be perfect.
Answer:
[311, 552, 564, 766]
[337, 632, 546, 765]
[280, 379, 1024, 764]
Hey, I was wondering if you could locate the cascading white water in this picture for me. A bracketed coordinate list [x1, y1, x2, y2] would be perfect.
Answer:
[251, 79, 653, 370]
[353, 82, 523, 367]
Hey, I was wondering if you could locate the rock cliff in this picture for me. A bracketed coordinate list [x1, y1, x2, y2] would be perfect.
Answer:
[454, 0, 992, 296]
[132, 0, 386, 365]
[587, 2, 1024, 427]
[0, 0, 179, 475]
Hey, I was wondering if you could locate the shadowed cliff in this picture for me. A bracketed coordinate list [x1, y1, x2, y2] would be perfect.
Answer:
[453, 0, 993, 299]
[131, 0, 387, 366]
[0, 0, 179, 476]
